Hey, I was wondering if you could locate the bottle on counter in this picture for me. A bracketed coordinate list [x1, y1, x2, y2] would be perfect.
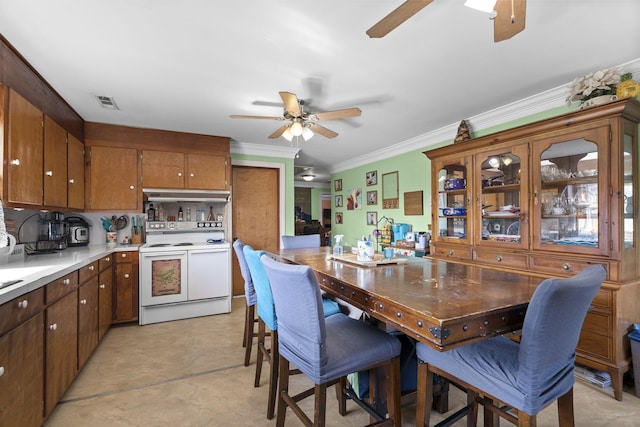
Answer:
[147, 204, 155, 222]
[186, 207, 191, 222]
[178, 206, 184, 222]
[207, 206, 214, 221]
[158, 204, 165, 221]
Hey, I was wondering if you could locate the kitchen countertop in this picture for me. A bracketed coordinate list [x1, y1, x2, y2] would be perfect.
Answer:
[0, 244, 142, 305]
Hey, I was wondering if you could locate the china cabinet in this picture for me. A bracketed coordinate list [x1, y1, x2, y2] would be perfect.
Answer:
[425, 98, 640, 400]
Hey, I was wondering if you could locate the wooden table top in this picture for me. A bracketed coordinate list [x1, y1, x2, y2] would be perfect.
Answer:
[274, 247, 544, 351]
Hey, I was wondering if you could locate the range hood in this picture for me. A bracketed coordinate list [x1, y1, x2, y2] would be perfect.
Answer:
[143, 188, 230, 203]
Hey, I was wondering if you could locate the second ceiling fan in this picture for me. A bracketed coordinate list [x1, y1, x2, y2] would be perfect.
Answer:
[231, 91, 361, 141]
[367, 0, 526, 42]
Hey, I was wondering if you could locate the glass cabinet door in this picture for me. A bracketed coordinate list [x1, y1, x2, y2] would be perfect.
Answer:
[433, 156, 471, 244]
[476, 144, 528, 248]
[532, 127, 609, 255]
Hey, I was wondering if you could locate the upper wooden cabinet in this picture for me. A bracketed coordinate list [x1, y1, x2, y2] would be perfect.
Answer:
[67, 133, 85, 210]
[6, 88, 44, 206]
[86, 145, 139, 211]
[425, 98, 640, 401]
[44, 115, 68, 208]
[141, 150, 228, 190]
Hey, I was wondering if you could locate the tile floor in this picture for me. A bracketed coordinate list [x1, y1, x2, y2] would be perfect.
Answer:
[44, 298, 640, 426]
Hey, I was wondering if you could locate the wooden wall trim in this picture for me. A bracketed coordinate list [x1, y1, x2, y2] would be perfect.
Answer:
[84, 122, 230, 155]
[0, 35, 84, 141]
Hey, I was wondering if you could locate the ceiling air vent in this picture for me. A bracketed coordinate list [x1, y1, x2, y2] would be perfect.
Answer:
[94, 95, 119, 110]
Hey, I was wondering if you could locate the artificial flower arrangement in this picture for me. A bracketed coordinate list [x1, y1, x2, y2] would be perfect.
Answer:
[565, 67, 622, 106]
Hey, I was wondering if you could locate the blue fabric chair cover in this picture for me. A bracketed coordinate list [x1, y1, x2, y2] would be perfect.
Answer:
[244, 245, 340, 323]
[281, 234, 321, 249]
[243, 245, 277, 330]
[260, 254, 401, 384]
[233, 239, 256, 306]
[416, 264, 606, 417]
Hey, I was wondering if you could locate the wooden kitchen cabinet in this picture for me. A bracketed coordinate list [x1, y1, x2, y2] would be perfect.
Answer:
[43, 115, 68, 207]
[78, 261, 99, 370]
[142, 150, 228, 190]
[0, 288, 45, 427]
[425, 98, 640, 400]
[98, 255, 113, 340]
[45, 290, 78, 417]
[86, 145, 139, 211]
[67, 133, 85, 210]
[6, 88, 44, 206]
[113, 250, 139, 323]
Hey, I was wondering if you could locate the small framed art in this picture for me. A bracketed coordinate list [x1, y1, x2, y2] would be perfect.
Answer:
[335, 212, 343, 224]
[334, 179, 342, 192]
[366, 190, 377, 205]
[335, 195, 343, 207]
[366, 170, 377, 186]
[367, 211, 377, 226]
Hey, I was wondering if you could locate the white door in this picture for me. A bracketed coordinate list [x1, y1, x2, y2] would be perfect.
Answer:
[140, 251, 188, 306]
[188, 249, 231, 300]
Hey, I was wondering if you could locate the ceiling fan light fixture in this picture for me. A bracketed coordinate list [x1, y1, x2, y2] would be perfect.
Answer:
[302, 174, 315, 182]
[302, 126, 314, 141]
[464, 0, 497, 13]
[290, 121, 303, 136]
[282, 127, 294, 141]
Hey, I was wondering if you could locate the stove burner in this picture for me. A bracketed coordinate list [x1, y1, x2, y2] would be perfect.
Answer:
[149, 243, 171, 248]
[173, 242, 194, 246]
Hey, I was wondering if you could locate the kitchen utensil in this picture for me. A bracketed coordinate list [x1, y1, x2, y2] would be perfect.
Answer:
[116, 215, 128, 230]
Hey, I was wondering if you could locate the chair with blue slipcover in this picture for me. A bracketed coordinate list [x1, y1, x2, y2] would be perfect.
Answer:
[415, 264, 606, 427]
[261, 254, 403, 427]
[232, 239, 258, 366]
[243, 245, 339, 420]
[281, 233, 321, 249]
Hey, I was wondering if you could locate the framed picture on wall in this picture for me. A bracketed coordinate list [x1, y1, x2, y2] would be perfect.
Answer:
[334, 179, 342, 192]
[335, 212, 343, 224]
[367, 211, 377, 225]
[335, 195, 343, 207]
[366, 170, 377, 186]
[366, 190, 377, 205]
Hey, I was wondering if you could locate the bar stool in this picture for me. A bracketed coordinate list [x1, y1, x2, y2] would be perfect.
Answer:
[232, 239, 258, 366]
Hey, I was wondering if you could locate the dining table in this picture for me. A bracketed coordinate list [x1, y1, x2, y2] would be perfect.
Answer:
[273, 246, 544, 353]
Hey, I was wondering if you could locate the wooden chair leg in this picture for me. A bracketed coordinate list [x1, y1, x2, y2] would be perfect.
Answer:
[243, 305, 256, 366]
[416, 360, 432, 427]
[467, 389, 479, 427]
[557, 388, 574, 427]
[314, 383, 328, 426]
[254, 319, 266, 387]
[276, 356, 290, 427]
[266, 330, 279, 420]
[517, 410, 535, 427]
[336, 376, 347, 416]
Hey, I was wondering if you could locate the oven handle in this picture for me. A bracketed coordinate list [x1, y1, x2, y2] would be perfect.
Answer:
[188, 248, 230, 254]
[140, 251, 188, 258]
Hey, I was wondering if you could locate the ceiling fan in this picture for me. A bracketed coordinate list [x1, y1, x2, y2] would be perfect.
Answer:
[230, 91, 361, 141]
[366, 0, 526, 42]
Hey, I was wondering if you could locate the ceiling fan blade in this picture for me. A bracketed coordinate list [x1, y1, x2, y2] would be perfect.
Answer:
[230, 114, 284, 120]
[311, 107, 362, 121]
[268, 125, 289, 139]
[279, 91, 302, 117]
[494, 0, 526, 42]
[366, 0, 433, 38]
[309, 123, 338, 139]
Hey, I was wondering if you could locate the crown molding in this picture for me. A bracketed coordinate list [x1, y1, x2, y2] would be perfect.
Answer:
[330, 57, 640, 174]
[230, 141, 299, 159]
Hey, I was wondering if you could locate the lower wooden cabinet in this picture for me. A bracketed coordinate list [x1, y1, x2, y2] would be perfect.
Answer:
[78, 276, 99, 370]
[113, 250, 139, 323]
[45, 290, 78, 417]
[98, 255, 114, 340]
[0, 312, 44, 427]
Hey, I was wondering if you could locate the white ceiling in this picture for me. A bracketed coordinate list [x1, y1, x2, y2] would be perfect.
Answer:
[1, 1, 638, 185]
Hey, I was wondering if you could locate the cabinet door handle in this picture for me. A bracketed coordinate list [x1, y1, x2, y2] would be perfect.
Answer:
[190, 173, 195, 177]
[533, 186, 538, 206]
[69, 178, 75, 184]
[121, 253, 127, 258]
[18, 299, 28, 309]
[49, 323, 58, 331]
[80, 299, 87, 305]
[105, 257, 110, 262]
[129, 185, 135, 190]
[10, 159, 20, 166]
[100, 284, 106, 289]
[177, 172, 183, 177]
[89, 265, 95, 271]
[63, 278, 70, 285]
[124, 274, 130, 279]
[0, 366, 4, 377]
[46, 170, 53, 176]
[495, 255, 503, 262]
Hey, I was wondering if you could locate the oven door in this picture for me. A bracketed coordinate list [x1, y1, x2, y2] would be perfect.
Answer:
[188, 247, 231, 300]
[140, 250, 188, 306]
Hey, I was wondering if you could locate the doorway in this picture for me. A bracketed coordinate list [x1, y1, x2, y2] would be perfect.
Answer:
[231, 164, 281, 296]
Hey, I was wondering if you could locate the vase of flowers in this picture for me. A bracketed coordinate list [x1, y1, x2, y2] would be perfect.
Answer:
[566, 67, 622, 109]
